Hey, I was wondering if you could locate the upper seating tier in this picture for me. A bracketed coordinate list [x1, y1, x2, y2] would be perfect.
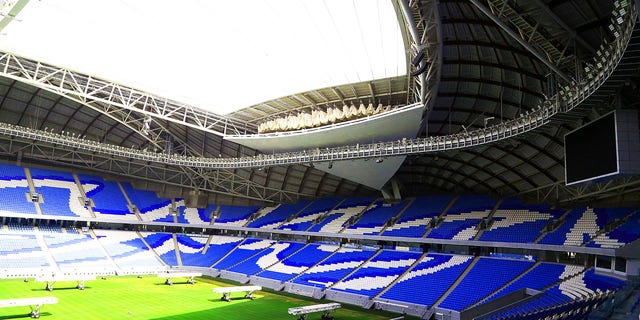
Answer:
[246, 201, 310, 229]
[78, 174, 132, 217]
[382, 195, 452, 238]
[0, 164, 36, 215]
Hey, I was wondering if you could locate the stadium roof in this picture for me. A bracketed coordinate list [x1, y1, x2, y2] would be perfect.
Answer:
[0, 0, 638, 207]
[0, 0, 405, 114]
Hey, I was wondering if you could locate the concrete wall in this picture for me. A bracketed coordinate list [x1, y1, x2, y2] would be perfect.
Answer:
[284, 283, 323, 298]
[372, 298, 429, 318]
[626, 259, 640, 276]
[219, 270, 250, 284]
[249, 276, 284, 291]
[324, 290, 371, 308]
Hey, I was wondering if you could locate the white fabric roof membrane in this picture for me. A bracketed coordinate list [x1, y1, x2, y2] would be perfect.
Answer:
[0, 0, 406, 114]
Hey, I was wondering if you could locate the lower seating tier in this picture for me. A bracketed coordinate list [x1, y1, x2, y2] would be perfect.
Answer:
[0, 226, 629, 320]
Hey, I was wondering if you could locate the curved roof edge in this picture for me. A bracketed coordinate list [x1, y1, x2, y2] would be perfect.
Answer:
[225, 103, 424, 153]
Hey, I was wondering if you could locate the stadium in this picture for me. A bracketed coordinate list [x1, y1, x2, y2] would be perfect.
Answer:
[0, 0, 638, 319]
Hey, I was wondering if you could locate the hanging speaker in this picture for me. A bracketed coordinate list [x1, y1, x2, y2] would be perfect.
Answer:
[411, 61, 430, 76]
[411, 51, 425, 67]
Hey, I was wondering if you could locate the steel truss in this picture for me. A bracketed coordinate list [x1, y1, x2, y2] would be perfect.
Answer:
[485, 0, 580, 67]
[470, 0, 573, 83]
[397, 0, 441, 121]
[0, 135, 306, 204]
[0, 51, 272, 203]
[0, 52, 256, 136]
[521, 176, 640, 206]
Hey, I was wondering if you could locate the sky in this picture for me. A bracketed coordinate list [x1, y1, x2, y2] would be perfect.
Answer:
[0, 0, 406, 114]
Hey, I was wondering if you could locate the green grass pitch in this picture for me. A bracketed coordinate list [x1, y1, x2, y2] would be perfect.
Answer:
[0, 276, 408, 319]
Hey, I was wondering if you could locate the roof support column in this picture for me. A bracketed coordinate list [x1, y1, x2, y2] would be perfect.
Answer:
[398, 0, 428, 104]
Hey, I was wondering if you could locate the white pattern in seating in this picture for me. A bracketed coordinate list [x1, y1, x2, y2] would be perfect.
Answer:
[253, 221, 280, 229]
[453, 226, 479, 240]
[33, 179, 95, 217]
[361, 258, 415, 269]
[318, 206, 368, 233]
[208, 235, 243, 246]
[564, 208, 600, 246]
[442, 210, 491, 240]
[95, 229, 164, 268]
[341, 225, 383, 235]
[298, 247, 370, 274]
[304, 261, 365, 274]
[384, 217, 432, 232]
[252, 205, 278, 220]
[0, 232, 49, 269]
[559, 272, 595, 299]
[263, 244, 339, 276]
[442, 211, 491, 222]
[182, 207, 206, 224]
[43, 233, 112, 270]
[280, 211, 328, 230]
[139, 201, 175, 222]
[246, 206, 280, 229]
[396, 255, 473, 283]
[331, 257, 417, 291]
[255, 242, 296, 269]
[559, 265, 584, 280]
[265, 261, 307, 274]
[591, 234, 625, 248]
[177, 235, 207, 254]
[0, 179, 30, 188]
[316, 244, 343, 252]
[236, 239, 275, 251]
[333, 275, 400, 291]
[488, 210, 553, 229]
[140, 232, 176, 255]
